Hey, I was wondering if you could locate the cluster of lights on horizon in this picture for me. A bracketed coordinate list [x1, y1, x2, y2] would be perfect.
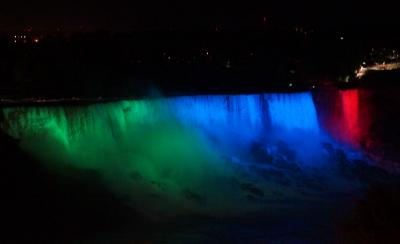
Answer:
[12, 33, 40, 44]
[355, 62, 400, 79]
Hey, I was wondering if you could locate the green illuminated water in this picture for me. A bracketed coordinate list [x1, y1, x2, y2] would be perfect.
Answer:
[1, 95, 364, 219]
[2, 100, 267, 218]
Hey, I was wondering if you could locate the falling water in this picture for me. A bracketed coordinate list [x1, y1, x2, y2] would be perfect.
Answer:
[1, 92, 328, 217]
[266, 93, 319, 132]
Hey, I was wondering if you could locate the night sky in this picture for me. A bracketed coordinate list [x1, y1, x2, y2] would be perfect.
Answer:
[0, 1, 398, 33]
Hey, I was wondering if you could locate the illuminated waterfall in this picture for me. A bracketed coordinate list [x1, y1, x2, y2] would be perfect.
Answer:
[318, 89, 365, 148]
[339, 89, 360, 146]
[266, 93, 319, 132]
[2, 92, 319, 144]
[1, 92, 323, 217]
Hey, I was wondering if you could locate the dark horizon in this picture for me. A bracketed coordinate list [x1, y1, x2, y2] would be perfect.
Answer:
[1, 1, 399, 33]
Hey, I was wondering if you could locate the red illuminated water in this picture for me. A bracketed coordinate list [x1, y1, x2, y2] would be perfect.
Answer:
[315, 88, 372, 149]
[339, 89, 361, 147]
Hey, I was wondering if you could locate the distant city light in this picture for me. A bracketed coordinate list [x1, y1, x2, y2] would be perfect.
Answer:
[33, 38, 40, 43]
[288, 83, 293, 87]
[225, 60, 231, 68]
[340, 36, 344, 40]
[355, 62, 400, 79]
[355, 66, 367, 78]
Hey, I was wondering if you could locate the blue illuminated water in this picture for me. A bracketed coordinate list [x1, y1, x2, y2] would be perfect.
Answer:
[169, 95, 264, 127]
[3, 91, 323, 165]
[2, 90, 390, 244]
[266, 93, 319, 132]
[1, 90, 371, 221]
[169, 92, 318, 136]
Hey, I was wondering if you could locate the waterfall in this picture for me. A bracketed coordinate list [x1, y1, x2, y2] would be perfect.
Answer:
[339, 89, 360, 146]
[0, 92, 324, 217]
[1, 92, 319, 143]
[266, 93, 319, 132]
